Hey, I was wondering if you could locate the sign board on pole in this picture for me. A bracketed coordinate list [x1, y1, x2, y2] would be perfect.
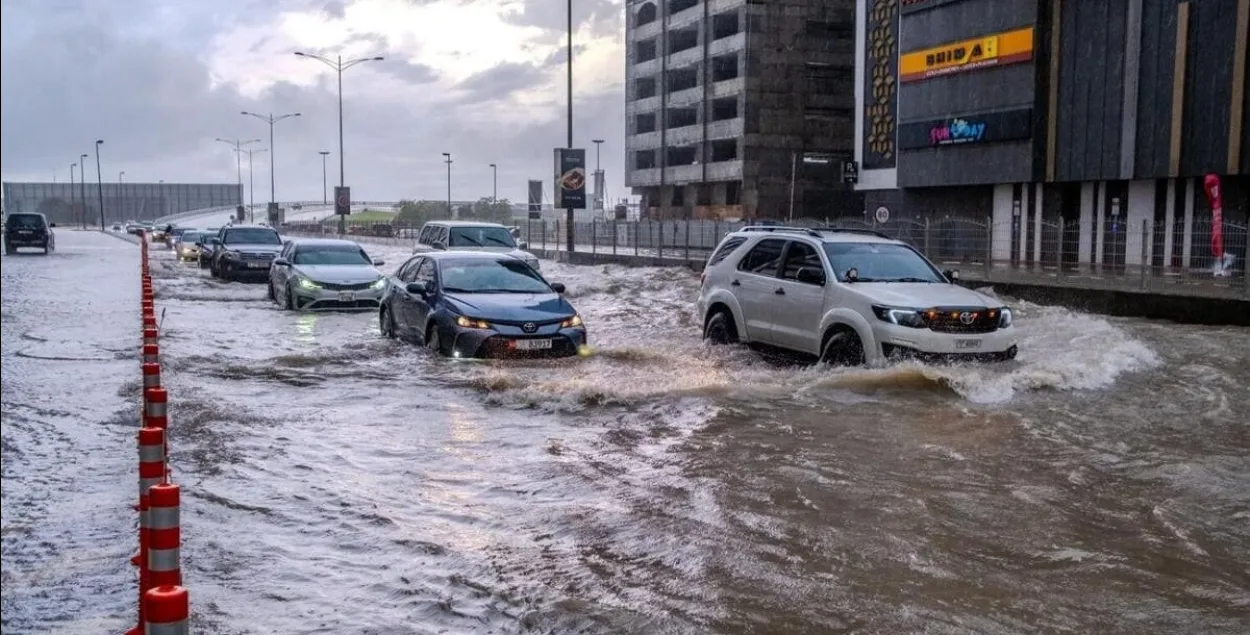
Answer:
[266, 202, 283, 226]
[841, 160, 859, 184]
[236, 205, 246, 223]
[527, 179, 543, 219]
[874, 205, 891, 224]
[553, 149, 586, 209]
[334, 186, 351, 216]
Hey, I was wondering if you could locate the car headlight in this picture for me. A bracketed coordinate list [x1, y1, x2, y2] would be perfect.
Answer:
[370, 278, 386, 290]
[298, 277, 321, 290]
[223, 250, 240, 259]
[998, 307, 1013, 328]
[561, 314, 583, 328]
[455, 316, 491, 329]
[872, 305, 928, 329]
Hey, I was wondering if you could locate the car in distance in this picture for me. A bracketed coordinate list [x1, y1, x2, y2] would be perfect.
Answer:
[697, 226, 1018, 365]
[269, 239, 387, 311]
[380, 251, 586, 358]
[206, 226, 283, 282]
[4, 213, 56, 255]
[174, 230, 205, 262]
[412, 221, 541, 271]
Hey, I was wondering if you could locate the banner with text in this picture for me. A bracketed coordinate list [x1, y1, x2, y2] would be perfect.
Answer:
[527, 179, 543, 218]
[900, 26, 1034, 83]
[553, 148, 586, 209]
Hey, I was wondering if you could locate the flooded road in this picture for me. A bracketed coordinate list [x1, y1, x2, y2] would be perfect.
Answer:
[3, 231, 1248, 634]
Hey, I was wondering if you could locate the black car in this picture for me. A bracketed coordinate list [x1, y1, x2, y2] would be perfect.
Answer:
[206, 226, 283, 282]
[379, 251, 587, 359]
[4, 213, 56, 255]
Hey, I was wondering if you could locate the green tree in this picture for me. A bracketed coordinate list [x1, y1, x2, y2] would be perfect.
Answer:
[468, 197, 514, 224]
[395, 199, 448, 228]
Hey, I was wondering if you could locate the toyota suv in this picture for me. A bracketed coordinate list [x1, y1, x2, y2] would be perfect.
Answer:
[697, 226, 1017, 365]
[412, 221, 541, 271]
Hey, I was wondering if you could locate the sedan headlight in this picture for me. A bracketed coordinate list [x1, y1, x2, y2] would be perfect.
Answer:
[370, 278, 386, 290]
[998, 307, 1013, 328]
[872, 305, 927, 329]
[560, 314, 583, 328]
[298, 277, 321, 290]
[455, 316, 491, 329]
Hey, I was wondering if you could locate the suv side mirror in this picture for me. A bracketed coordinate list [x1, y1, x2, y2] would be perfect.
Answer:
[272, 257, 289, 266]
[550, 282, 566, 294]
[944, 269, 960, 282]
[406, 281, 428, 295]
[796, 267, 826, 286]
[373, 259, 385, 266]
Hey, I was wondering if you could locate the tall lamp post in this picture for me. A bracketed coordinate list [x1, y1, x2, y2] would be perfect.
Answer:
[118, 171, 125, 220]
[293, 51, 384, 235]
[592, 138, 604, 213]
[69, 163, 77, 227]
[442, 153, 453, 218]
[318, 151, 331, 205]
[247, 148, 267, 218]
[489, 163, 498, 203]
[216, 137, 259, 208]
[241, 111, 300, 223]
[94, 140, 105, 230]
[565, 0, 575, 252]
[79, 154, 88, 229]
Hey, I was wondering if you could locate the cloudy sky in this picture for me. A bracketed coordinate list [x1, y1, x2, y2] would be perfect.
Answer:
[0, 0, 628, 205]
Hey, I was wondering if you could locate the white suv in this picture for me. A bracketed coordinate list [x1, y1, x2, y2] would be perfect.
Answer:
[697, 226, 1018, 364]
[412, 221, 541, 270]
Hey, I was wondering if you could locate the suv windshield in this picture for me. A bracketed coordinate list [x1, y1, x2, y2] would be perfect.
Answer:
[6, 214, 46, 230]
[823, 242, 944, 283]
[440, 258, 549, 294]
[223, 228, 281, 245]
[293, 244, 372, 266]
[448, 226, 516, 248]
[180, 232, 202, 243]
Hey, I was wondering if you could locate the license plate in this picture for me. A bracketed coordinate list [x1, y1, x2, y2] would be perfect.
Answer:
[514, 338, 552, 351]
[955, 339, 982, 350]
[338, 292, 355, 301]
[17, 230, 32, 235]
[248, 261, 268, 268]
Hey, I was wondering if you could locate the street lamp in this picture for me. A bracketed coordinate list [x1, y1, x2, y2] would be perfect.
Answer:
[442, 153, 453, 218]
[246, 148, 268, 218]
[489, 163, 498, 203]
[69, 162, 77, 227]
[318, 151, 331, 205]
[118, 171, 125, 220]
[216, 137, 259, 207]
[79, 154, 88, 229]
[294, 51, 384, 234]
[592, 139, 604, 212]
[94, 140, 105, 230]
[241, 111, 300, 219]
[564, 0, 576, 252]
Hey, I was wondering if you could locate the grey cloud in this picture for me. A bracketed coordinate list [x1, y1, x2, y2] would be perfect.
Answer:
[375, 61, 441, 85]
[322, 1, 347, 18]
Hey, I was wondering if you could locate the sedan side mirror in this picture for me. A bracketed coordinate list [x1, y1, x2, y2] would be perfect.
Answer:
[845, 267, 859, 283]
[272, 257, 289, 266]
[209, 237, 222, 245]
[550, 282, 566, 294]
[373, 259, 385, 266]
[406, 281, 428, 295]
[944, 269, 960, 282]
[796, 267, 826, 286]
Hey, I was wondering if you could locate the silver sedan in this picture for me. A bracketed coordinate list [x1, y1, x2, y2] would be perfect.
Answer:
[268, 238, 387, 311]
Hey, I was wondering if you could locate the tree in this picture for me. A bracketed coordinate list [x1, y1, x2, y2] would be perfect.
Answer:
[395, 199, 448, 228]
[467, 197, 513, 224]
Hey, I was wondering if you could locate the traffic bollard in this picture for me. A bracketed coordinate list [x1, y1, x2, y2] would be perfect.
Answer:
[142, 344, 160, 365]
[142, 362, 161, 391]
[128, 426, 166, 634]
[144, 387, 169, 474]
[143, 328, 160, 347]
[142, 314, 158, 331]
[146, 483, 181, 588]
[143, 585, 189, 635]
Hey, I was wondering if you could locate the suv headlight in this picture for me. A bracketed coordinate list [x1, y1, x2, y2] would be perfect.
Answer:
[298, 277, 321, 290]
[370, 278, 386, 290]
[456, 316, 491, 329]
[872, 305, 927, 329]
[561, 314, 583, 328]
[998, 307, 1013, 328]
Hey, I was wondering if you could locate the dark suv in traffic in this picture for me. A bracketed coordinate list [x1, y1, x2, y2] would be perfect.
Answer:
[4, 213, 56, 255]
[206, 225, 283, 282]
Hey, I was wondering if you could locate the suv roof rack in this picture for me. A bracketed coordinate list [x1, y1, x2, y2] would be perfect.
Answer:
[739, 225, 824, 238]
[810, 227, 895, 240]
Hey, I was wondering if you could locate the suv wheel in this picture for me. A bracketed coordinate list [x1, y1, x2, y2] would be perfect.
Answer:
[703, 311, 738, 345]
[821, 328, 865, 367]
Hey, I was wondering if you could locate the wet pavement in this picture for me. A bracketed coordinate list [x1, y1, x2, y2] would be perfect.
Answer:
[2, 230, 1248, 634]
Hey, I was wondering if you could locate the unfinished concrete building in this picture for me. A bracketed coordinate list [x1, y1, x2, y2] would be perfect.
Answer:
[625, 0, 863, 220]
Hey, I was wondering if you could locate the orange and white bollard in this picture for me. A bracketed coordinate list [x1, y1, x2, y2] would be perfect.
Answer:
[143, 328, 160, 347]
[142, 344, 160, 365]
[143, 299, 155, 314]
[146, 483, 181, 588]
[143, 585, 189, 635]
[142, 362, 161, 391]
[144, 387, 170, 474]
[127, 426, 166, 635]
[142, 314, 158, 332]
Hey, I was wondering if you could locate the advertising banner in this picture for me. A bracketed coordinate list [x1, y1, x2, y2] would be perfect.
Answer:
[553, 148, 586, 210]
[897, 108, 1033, 150]
[1202, 174, 1233, 276]
[527, 179, 543, 219]
[334, 186, 351, 216]
[900, 26, 1034, 83]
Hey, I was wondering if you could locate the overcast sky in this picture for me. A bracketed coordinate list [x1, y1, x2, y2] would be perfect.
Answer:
[0, 0, 628, 205]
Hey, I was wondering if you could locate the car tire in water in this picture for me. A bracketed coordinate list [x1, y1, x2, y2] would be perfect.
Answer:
[285, 283, 296, 311]
[267, 281, 275, 302]
[821, 328, 865, 367]
[704, 311, 738, 345]
[380, 308, 397, 339]
[425, 324, 443, 356]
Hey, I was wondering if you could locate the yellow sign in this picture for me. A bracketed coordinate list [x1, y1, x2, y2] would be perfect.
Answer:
[900, 26, 1035, 83]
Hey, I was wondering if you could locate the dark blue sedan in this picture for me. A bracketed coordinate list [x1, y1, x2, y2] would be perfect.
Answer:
[379, 251, 587, 358]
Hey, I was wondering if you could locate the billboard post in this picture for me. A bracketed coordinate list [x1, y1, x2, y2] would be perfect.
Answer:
[527, 180, 543, 219]
[554, 148, 586, 252]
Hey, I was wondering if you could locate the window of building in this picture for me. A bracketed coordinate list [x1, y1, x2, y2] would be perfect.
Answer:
[711, 97, 739, 121]
[726, 181, 741, 205]
[634, 113, 657, 134]
[634, 150, 657, 170]
[804, 18, 853, 39]
[666, 107, 698, 129]
[666, 145, 698, 166]
[671, 187, 685, 207]
[669, 0, 698, 16]
[636, 2, 657, 26]
[635, 76, 657, 99]
[712, 11, 740, 40]
[697, 184, 713, 206]
[803, 106, 853, 121]
[635, 39, 657, 63]
[667, 67, 699, 93]
[712, 55, 739, 82]
[805, 63, 855, 94]
[710, 139, 738, 162]
[668, 28, 699, 55]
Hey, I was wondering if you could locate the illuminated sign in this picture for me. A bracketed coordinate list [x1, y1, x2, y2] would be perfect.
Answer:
[899, 27, 1035, 83]
[897, 108, 1033, 151]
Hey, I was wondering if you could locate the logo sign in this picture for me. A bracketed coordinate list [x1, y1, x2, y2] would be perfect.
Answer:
[897, 108, 1033, 151]
[334, 186, 351, 216]
[527, 179, 543, 218]
[900, 26, 1034, 83]
[553, 148, 586, 210]
[522, 322, 537, 333]
[959, 311, 975, 325]
[874, 206, 890, 224]
[841, 160, 859, 184]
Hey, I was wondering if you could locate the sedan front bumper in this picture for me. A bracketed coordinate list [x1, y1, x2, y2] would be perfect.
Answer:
[441, 321, 587, 359]
[291, 283, 385, 311]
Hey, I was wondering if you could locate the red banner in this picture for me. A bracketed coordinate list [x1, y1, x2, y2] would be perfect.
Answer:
[1203, 174, 1224, 257]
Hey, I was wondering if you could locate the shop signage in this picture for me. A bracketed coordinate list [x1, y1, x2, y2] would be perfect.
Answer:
[897, 108, 1033, 150]
[899, 26, 1035, 83]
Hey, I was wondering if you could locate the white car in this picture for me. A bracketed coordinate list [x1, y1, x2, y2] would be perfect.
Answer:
[412, 220, 540, 270]
[697, 226, 1017, 364]
[268, 238, 387, 311]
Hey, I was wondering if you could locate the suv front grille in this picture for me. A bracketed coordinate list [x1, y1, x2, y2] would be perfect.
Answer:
[240, 252, 275, 260]
[927, 309, 999, 334]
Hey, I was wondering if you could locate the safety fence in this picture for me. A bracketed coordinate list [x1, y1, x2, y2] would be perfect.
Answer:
[130, 237, 191, 634]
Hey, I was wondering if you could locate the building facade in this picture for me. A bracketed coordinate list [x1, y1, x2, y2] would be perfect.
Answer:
[625, 0, 864, 220]
[1, 181, 242, 226]
[854, 0, 1249, 270]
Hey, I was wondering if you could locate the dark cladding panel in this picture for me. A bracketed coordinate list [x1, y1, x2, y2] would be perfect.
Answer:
[900, 0, 1038, 50]
[898, 140, 1034, 186]
[1054, 0, 1128, 182]
[1135, 0, 1179, 178]
[898, 64, 1034, 122]
[862, 0, 900, 170]
[1180, 0, 1240, 176]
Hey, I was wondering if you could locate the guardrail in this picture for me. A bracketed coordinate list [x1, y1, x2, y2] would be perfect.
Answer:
[154, 201, 402, 225]
[131, 237, 191, 635]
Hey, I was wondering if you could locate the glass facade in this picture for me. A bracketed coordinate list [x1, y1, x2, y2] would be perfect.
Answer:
[0, 181, 241, 226]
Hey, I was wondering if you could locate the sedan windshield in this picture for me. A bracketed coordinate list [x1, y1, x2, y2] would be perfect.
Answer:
[223, 228, 281, 245]
[823, 242, 944, 283]
[293, 244, 372, 266]
[448, 226, 516, 248]
[180, 232, 202, 243]
[440, 258, 550, 294]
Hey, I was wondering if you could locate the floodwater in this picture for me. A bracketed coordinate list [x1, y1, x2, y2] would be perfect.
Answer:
[2, 230, 1248, 635]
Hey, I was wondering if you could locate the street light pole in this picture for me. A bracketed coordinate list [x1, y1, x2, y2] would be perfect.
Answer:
[241, 112, 300, 222]
[94, 140, 105, 230]
[592, 138, 604, 213]
[489, 163, 497, 202]
[118, 171, 125, 220]
[79, 154, 88, 229]
[565, 0, 575, 252]
[442, 153, 453, 218]
[216, 137, 258, 208]
[294, 51, 384, 235]
[319, 151, 330, 205]
[70, 163, 77, 227]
